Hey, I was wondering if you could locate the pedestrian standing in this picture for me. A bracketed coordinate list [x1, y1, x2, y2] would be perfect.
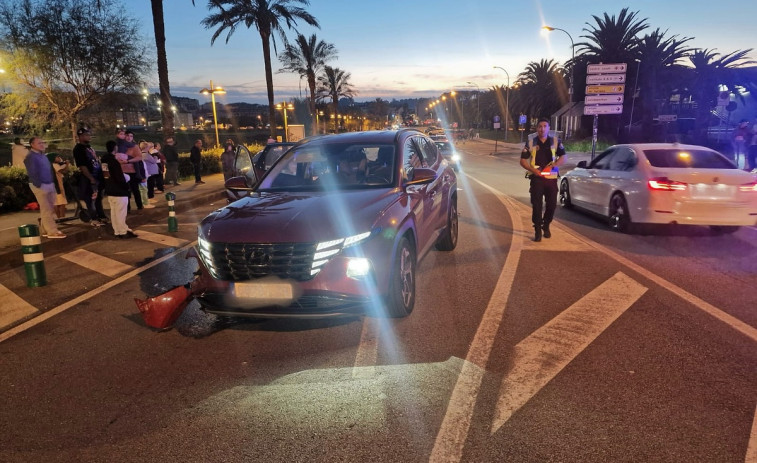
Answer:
[116, 129, 144, 210]
[162, 136, 180, 186]
[73, 128, 108, 224]
[221, 142, 235, 181]
[12, 137, 28, 169]
[732, 120, 751, 169]
[24, 137, 65, 239]
[190, 139, 205, 184]
[153, 142, 166, 192]
[140, 141, 159, 205]
[519, 118, 565, 242]
[101, 140, 137, 239]
[47, 152, 69, 219]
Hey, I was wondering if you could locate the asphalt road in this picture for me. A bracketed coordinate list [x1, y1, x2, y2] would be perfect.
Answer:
[0, 139, 755, 463]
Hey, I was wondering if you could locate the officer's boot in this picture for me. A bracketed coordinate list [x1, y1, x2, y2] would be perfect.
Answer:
[533, 225, 542, 242]
[542, 222, 551, 238]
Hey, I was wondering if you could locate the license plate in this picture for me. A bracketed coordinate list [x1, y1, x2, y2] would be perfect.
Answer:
[233, 281, 293, 300]
[689, 184, 735, 199]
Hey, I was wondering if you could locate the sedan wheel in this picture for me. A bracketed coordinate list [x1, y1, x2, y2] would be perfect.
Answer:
[385, 236, 416, 318]
[559, 179, 572, 208]
[435, 198, 458, 251]
[609, 193, 632, 233]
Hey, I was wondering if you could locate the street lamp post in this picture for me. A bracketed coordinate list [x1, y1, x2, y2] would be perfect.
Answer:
[542, 26, 575, 102]
[199, 80, 226, 148]
[466, 81, 480, 128]
[275, 101, 294, 141]
[142, 87, 149, 128]
[493, 66, 510, 141]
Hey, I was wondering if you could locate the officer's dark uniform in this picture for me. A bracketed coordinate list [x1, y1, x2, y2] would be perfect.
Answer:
[521, 136, 565, 240]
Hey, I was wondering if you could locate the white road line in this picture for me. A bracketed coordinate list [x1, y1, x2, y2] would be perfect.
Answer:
[0, 284, 40, 331]
[61, 249, 132, 277]
[491, 272, 647, 432]
[747, 404, 757, 463]
[353, 318, 378, 379]
[430, 176, 524, 463]
[134, 229, 189, 248]
[0, 241, 197, 344]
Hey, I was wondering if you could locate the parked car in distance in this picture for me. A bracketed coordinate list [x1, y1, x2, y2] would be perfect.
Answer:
[196, 129, 459, 319]
[435, 140, 461, 171]
[559, 143, 757, 233]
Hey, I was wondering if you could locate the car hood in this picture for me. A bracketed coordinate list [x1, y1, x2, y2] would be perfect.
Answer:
[201, 189, 399, 243]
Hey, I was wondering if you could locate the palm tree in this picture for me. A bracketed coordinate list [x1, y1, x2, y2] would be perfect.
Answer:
[278, 33, 337, 135]
[202, 0, 320, 139]
[634, 29, 693, 139]
[685, 48, 756, 143]
[516, 59, 563, 122]
[149, 0, 177, 137]
[316, 66, 356, 132]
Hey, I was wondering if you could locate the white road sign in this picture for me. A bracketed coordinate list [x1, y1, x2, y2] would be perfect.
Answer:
[586, 85, 625, 94]
[585, 94, 624, 105]
[587, 63, 627, 74]
[586, 74, 626, 84]
[584, 105, 623, 115]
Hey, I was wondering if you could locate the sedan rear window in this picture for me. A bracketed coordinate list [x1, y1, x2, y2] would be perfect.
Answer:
[643, 149, 735, 169]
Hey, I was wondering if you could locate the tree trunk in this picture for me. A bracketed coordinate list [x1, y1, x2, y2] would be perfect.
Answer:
[307, 71, 317, 135]
[261, 32, 276, 139]
[150, 0, 174, 138]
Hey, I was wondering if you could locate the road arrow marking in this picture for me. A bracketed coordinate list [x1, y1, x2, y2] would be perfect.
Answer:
[61, 249, 132, 277]
[491, 272, 647, 432]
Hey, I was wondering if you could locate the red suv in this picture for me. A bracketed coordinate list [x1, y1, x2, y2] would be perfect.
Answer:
[194, 129, 458, 318]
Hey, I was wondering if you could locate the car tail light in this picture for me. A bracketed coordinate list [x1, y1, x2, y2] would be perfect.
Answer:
[648, 177, 687, 191]
[739, 182, 757, 192]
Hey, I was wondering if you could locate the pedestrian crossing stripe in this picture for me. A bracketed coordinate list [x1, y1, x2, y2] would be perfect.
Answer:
[135, 230, 188, 248]
[0, 283, 39, 331]
[61, 249, 133, 277]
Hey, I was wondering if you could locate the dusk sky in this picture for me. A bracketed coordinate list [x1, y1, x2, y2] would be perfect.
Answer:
[133, 0, 756, 105]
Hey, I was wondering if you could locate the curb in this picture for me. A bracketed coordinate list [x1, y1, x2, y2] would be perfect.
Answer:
[0, 189, 225, 272]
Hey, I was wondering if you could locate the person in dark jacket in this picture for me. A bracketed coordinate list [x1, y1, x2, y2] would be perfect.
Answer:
[190, 139, 204, 184]
[162, 136, 180, 186]
[102, 140, 137, 239]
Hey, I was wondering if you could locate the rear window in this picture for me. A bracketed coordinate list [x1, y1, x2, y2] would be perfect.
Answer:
[643, 148, 735, 169]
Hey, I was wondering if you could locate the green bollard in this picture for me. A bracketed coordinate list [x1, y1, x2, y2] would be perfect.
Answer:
[166, 191, 178, 232]
[18, 224, 47, 287]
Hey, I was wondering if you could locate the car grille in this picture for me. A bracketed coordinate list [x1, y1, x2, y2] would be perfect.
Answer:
[207, 242, 317, 281]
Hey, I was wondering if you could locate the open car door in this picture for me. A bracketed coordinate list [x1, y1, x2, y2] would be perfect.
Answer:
[226, 145, 260, 202]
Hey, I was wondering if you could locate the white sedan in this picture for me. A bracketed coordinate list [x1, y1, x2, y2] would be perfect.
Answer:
[559, 143, 757, 233]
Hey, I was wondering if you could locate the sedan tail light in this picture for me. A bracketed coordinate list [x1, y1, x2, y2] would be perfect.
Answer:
[648, 177, 687, 191]
[739, 182, 757, 192]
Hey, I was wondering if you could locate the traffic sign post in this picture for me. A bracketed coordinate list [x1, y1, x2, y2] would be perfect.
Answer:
[584, 63, 627, 159]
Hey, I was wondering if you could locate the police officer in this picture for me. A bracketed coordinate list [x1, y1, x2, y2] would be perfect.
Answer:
[520, 118, 565, 242]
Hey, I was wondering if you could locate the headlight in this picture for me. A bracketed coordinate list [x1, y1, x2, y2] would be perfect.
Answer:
[197, 231, 218, 276]
[313, 231, 373, 275]
[346, 258, 371, 279]
[451, 153, 461, 162]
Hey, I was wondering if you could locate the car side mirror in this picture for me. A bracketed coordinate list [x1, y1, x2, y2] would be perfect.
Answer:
[577, 160, 588, 169]
[225, 176, 254, 191]
[405, 167, 437, 186]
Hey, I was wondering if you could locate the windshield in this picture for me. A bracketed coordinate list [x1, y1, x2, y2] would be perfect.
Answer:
[643, 148, 736, 169]
[257, 142, 396, 192]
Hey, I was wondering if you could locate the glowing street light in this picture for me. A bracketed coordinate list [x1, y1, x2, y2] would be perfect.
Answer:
[542, 25, 575, 101]
[275, 101, 294, 141]
[199, 80, 226, 148]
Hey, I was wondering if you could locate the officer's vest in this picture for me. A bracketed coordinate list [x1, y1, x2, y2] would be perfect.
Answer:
[528, 136, 559, 179]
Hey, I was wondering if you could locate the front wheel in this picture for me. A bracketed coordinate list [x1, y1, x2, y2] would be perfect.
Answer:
[435, 198, 458, 251]
[559, 179, 572, 208]
[384, 236, 416, 318]
[609, 193, 633, 233]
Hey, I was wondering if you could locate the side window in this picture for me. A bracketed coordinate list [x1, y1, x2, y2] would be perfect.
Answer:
[403, 138, 423, 180]
[417, 137, 438, 166]
[609, 147, 637, 171]
[590, 148, 616, 170]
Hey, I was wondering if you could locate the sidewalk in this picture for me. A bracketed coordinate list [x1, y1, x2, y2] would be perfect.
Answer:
[0, 174, 228, 272]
